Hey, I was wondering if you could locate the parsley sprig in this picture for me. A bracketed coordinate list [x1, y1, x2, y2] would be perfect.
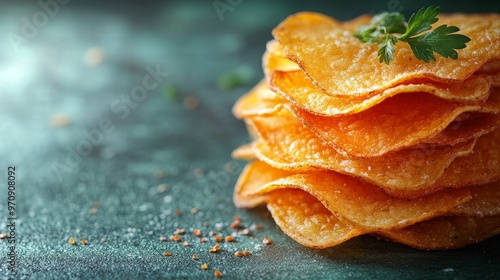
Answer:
[354, 6, 471, 64]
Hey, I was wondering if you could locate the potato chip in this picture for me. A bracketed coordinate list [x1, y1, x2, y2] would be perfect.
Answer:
[233, 160, 292, 208]
[231, 143, 255, 160]
[262, 40, 301, 78]
[432, 128, 500, 190]
[421, 113, 500, 147]
[236, 161, 471, 230]
[246, 109, 476, 194]
[232, 79, 286, 119]
[273, 12, 500, 96]
[378, 216, 500, 250]
[266, 188, 366, 248]
[270, 70, 494, 116]
[450, 181, 500, 217]
[289, 91, 500, 157]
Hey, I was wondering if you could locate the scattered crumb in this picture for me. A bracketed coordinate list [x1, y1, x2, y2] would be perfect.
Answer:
[209, 231, 216, 236]
[192, 254, 199, 261]
[201, 263, 208, 270]
[183, 95, 199, 110]
[174, 228, 186, 235]
[224, 162, 236, 173]
[209, 244, 221, 253]
[214, 235, 222, 243]
[240, 229, 251, 236]
[156, 184, 169, 193]
[68, 237, 76, 245]
[81, 239, 88, 245]
[174, 209, 182, 216]
[182, 241, 189, 247]
[193, 229, 202, 237]
[253, 224, 263, 230]
[242, 249, 251, 256]
[230, 220, 241, 229]
[193, 168, 204, 177]
[159, 236, 167, 242]
[50, 114, 71, 127]
[190, 208, 199, 214]
[234, 251, 244, 257]
[225, 236, 235, 242]
[163, 252, 173, 257]
[214, 269, 223, 278]
[263, 237, 272, 245]
[155, 170, 167, 179]
[0, 233, 7, 239]
[170, 235, 181, 242]
[84, 47, 105, 66]
[200, 237, 207, 243]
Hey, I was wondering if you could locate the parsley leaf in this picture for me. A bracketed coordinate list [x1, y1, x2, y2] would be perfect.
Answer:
[354, 6, 471, 64]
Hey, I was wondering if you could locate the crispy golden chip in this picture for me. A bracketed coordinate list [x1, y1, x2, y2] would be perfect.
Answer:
[233, 161, 292, 208]
[378, 216, 500, 250]
[450, 181, 500, 217]
[232, 79, 286, 119]
[432, 128, 500, 190]
[247, 109, 476, 194]
[263, 40, 301, 78]
[421, 113, 500, 147]
[290, 91, 500, 157]
[267, 189, 366, 248]
[270, 70, 494, 116]
[234, 80, 500, 157]
[237, 161, 471, 230]
[273, 12, 500, 96]
[231, 143, 255, 160]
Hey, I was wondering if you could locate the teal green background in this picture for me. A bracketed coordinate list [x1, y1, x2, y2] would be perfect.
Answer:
[0, 1, 499, 279]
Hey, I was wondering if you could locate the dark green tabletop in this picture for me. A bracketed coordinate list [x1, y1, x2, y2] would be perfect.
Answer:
[1, 1, 499, 279]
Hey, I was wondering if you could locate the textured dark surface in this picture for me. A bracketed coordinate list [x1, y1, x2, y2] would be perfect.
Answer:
[0, 1, 499, 279]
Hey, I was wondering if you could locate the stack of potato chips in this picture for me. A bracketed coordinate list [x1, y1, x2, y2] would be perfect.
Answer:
[231, 12, 500, 250]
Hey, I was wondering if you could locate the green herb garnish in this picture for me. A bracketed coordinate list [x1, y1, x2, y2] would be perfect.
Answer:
[354, 6, 471, 64]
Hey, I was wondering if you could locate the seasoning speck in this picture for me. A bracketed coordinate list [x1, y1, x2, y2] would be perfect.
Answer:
[193, 168, 204, 177]
[209, 244, 221, 253]
[183, 95, 199, 110]
[156, 183, 168, 193]
[214, 235, 222, 242]
[163, 252, 172, 257]
[81, 239, 88, 245]
[50, 114, 71, 127]
[174, 228, 186, 235]
[192, 254, 199, 260]
[170, 235, 181, 242]
[68, 237, 76, 245]
[234, 251, 244, 257]
[263, 237, 272, 245]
